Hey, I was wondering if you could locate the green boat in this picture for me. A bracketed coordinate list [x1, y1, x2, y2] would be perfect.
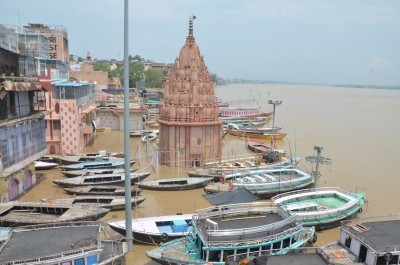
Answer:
[272, 187, 366, 230]
[146, 202, 315, 264]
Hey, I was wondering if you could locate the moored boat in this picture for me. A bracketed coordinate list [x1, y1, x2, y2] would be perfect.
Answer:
[247, 139, 286, 156]
[0, 201, 110, 226]
[41, 195, 146, 211]
[59, 159, 135, 171]
[53, 150, 125, 165]
[63, 185, 142, 196]
[61, 167, 136, 178]
[109, 213, 194, 244]
[146, 202, 315, 264]
[188, 156, 298, 181]
[53, 171, 151, 188]
[0, 221, 127, 265]
[204, 167, 314, 199]
[271, 187, 366, 230]
[34, 161, 58, 170]
[130, 129, 159, 138]
[227, 214, 400, 265]
[219, 106, 272, 118]
[226, 129, 287, 140]
[137, 177, 211, 191]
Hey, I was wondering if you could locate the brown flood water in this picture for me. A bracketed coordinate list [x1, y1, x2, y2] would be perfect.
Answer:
[20, 84, 400, 264]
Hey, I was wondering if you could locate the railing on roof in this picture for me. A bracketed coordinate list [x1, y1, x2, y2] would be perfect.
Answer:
[341, 214, 400, 253]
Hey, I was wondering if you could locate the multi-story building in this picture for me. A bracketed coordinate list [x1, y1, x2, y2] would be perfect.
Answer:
[23, 23, 69, 64]
[46, 81, 98, 155]
[0, 45, 47, 202]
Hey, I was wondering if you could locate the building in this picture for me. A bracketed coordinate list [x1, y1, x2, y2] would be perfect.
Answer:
[158, 16, 222, 167]
[23, 23, 69, 64]
[0, 74, 47, 202]
[46, 81, 98, 155]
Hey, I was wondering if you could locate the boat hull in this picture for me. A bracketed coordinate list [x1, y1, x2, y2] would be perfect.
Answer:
[109, 214, 194, 244]
[138, 177, 210, 191]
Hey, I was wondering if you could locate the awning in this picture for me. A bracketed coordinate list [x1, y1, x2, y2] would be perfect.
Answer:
[1, 80, 42, 92]
[203, 187, 257, 206]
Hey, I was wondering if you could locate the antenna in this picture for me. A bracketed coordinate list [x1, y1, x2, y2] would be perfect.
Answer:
[305, 146, 332, 187]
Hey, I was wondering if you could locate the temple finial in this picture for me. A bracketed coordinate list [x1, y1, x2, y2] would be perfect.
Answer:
[189, 15, 196, 36]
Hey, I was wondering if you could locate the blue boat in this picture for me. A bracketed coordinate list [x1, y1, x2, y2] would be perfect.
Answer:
[146, 202, 315, 264]
[109, 213, 194, 244]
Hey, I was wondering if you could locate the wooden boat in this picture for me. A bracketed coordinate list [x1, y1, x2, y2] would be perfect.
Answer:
[271, 187, 366, 230]
[34, 161, 58, 170]
[187, 156, 298, 181]
[109, 213, 194, 244]
[130, 129, 159, 138]
[222, 117, 270, 128]
[53, 150, 125, 165]
[59, 159, 135, 171]
[233, 215, 400, 265]
[226, 129, 287, 140]
[37, 155, 57, 163]
[95, 126, 106, 132]
[146, 202, 315, 264]
[247, 139, 286, 156]
[53, 171, 151, 188]
[63, 185, 142, 196]
[0, 201, 110, 226]
[61, 167, 136, 178]
[137, 177, 211, 191]
[41, 195, 146, 211]
[0, 221, 127, 265]
[204, 167, 314, 199]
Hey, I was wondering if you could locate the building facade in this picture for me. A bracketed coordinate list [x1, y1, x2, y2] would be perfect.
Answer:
[0, 75, 47, 202]
[158, 17, 222, 167]
[46, 81, 97, 155]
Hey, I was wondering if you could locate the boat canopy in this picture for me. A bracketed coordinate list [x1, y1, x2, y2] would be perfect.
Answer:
[203, 187, 257, 206]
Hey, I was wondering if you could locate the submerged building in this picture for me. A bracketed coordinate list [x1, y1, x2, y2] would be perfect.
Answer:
[158, 16, 222, 167]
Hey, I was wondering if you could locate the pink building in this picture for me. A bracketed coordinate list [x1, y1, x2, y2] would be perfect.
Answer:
[158, 17, 222, 167]
[43, 79, 97, 155]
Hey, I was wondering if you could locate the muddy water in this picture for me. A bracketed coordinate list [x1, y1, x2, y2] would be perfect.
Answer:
[20, 84, 400, 264]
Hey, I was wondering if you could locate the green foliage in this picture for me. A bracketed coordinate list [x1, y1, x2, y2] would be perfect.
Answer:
[145, 68, 163, 88]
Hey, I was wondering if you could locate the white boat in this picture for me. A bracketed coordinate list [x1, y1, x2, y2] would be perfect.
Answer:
[271, 187, 366, 230]
[109, 213, 194, 244]
[34, 161, 58, 170]
[146, 202, 315, 264]
[204, 167, 314, 198]
[53, 171, 151, 187]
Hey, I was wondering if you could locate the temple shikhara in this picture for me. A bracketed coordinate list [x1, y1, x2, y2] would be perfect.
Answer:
[158, 16, 223, 167]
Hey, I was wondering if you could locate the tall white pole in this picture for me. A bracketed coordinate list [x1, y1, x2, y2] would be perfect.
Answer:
[123, 0, 133, 251]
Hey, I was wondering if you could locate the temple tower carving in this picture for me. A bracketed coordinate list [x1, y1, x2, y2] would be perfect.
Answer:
[158, 16, 222, 167]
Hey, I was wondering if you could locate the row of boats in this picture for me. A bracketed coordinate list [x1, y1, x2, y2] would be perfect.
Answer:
[19, 104, 394, 265]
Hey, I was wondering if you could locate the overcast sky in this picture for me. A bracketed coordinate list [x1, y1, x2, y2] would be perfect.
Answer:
[2, 0, 399, 86]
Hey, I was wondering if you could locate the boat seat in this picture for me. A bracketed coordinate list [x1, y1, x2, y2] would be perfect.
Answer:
[285, 201, 318, 211]
[253, 175, 265, 182]
[261, 174, 276, 181]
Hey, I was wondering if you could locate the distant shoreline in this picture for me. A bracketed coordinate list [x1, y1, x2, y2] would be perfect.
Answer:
[217, 81, 400, 91]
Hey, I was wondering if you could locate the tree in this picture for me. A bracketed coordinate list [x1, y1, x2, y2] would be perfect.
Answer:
[145, 68, 163, 88]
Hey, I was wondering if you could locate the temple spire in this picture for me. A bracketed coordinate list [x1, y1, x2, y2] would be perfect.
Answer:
[189, 15, 196, 36]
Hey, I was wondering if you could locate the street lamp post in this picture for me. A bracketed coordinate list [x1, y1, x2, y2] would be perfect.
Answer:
[268, 100, 282, 149]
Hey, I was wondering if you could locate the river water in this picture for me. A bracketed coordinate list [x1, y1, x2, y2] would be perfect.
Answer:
[20, 84, 400, 264]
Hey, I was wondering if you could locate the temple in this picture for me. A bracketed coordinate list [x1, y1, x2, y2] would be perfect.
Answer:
[158, 16, 222, 167]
